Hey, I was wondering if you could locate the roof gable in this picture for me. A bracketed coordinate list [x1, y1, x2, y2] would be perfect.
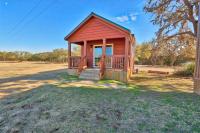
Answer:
[65, 12, 131, 41]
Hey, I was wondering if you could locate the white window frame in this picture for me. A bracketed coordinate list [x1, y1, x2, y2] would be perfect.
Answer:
[93, 44, 113, 68]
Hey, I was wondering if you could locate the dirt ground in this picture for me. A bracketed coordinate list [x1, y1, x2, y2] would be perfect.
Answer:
[0, 62, 67, 79]
[135, 65, 179, 74]
[0, 62, 67, 98]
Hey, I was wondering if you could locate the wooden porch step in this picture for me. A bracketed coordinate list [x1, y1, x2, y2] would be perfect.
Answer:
[79, 69, 100, 80]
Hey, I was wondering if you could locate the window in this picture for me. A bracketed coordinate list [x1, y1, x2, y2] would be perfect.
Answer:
[106, 45, 113, 56]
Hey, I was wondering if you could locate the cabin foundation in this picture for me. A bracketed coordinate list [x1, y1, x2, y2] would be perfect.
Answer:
[66, 68, 130, 82]
[104, 69, 130, 82]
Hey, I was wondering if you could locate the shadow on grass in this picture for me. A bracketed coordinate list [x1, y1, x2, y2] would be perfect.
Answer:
[0, 69, 80, 98]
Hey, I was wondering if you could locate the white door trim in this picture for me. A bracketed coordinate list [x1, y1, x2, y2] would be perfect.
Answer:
[93, 44, 102, 67]
[93, 44, 113, 68]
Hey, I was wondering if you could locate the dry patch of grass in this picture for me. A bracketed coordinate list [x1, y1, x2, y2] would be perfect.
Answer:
[0, 61, 66, 78]
[130, 72, 193, 93]
[0, 63, 199, 132]
[135, 65, 183, 74]
[0, 62, 66, 98]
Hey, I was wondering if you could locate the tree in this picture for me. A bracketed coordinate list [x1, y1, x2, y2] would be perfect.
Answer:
[0, 48, 68, 63]
[144, 0, 200, 94]
[144, 0, 198, 39]
[136, 41, 152, 65]
[162, 35, 195, 66]
[15, 51, 32, 61]
[52, 48, 67, 63]
[0, 51, 7, 61]
[72, 45, 81, 56]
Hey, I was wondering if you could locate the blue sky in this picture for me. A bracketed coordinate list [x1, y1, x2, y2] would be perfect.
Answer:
[0, 0, 157, 53]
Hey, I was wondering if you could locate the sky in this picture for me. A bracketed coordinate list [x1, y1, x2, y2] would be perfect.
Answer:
[0, 0, 157, 53]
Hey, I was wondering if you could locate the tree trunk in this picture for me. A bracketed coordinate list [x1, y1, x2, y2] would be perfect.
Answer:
[170, 55, 177, 66]
[194, 2, 200, 95]
[151, 54, 157, 66]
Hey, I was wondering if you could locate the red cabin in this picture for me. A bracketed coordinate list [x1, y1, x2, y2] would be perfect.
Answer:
[65, 12, 135, 82]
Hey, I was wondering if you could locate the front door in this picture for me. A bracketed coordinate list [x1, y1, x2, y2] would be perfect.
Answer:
[93, 45, 113, 67]
[93, 45, 103, 67]
[105, 45, 113, 68]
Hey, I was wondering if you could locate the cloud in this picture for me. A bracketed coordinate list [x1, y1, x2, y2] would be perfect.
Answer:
[116, 16, 129, 22]
[129, 13, 138, 21]
[116, 13, 138, 23]
[130, 15, 136, 21]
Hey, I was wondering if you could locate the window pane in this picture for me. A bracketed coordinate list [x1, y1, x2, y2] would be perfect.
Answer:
[94, 46, 102, 57]
[106, 45, 112, 55]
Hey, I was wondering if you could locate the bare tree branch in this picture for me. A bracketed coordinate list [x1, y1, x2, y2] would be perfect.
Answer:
[183, 0, 198, 35]
[144, 0, 198, 40]
[163, 31, 195, 41]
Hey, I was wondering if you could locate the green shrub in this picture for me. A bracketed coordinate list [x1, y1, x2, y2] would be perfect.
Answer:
[174, 62, 195, 77]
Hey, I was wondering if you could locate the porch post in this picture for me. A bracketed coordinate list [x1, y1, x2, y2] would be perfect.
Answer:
[130, 39, 133, 74]
[102, 38, 106, 69]
[68, 41, 71, 68]
[83, 40, 87, 66]
[130, 37, 135, 74]
[124, 37, 129, 71]
[102, 39, 106, 57]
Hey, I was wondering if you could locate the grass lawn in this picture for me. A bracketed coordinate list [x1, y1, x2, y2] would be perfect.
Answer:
[0, 62, 200, 132]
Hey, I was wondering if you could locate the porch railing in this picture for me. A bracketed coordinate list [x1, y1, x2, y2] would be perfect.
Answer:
[77, 56, 87, 75]
[70, 56, 81, 68]
[99, 56, 105, 78]
[105, 55, 125, 69]
[70, 55, 126, 69]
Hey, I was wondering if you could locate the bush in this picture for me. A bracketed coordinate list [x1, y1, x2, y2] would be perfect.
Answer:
[174, 62, 195, 77]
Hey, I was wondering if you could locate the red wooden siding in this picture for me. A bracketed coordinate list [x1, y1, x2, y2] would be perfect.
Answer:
[68, 17, 127, 42]
[107, 38, 125, 55]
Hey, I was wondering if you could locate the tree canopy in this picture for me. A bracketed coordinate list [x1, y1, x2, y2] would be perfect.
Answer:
[144, 0, 199, 40]
[135, 39, 195, 66]
[0, 48, 80, 63]
[142, 0, 199, 67]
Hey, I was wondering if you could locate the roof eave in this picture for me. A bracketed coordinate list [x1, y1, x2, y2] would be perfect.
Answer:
[64, 13, 94, 41]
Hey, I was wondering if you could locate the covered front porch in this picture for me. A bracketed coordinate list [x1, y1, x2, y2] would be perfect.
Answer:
[68, 37, 133, 72]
